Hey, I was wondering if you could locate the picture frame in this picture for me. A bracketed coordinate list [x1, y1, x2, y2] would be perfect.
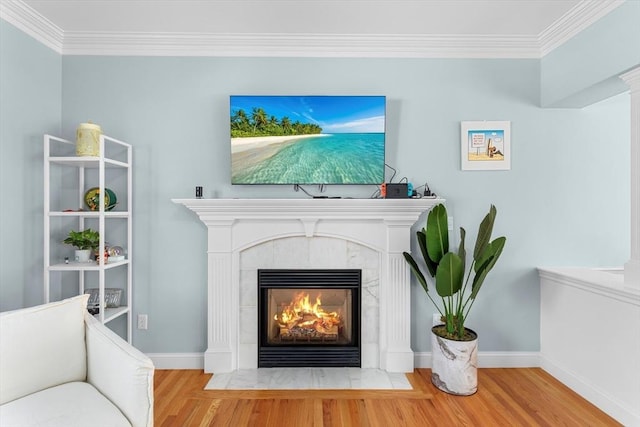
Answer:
[461, 121, 511, 170]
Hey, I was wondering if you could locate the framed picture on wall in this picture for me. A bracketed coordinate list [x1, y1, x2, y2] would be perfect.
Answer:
[460, 121, 511, 170]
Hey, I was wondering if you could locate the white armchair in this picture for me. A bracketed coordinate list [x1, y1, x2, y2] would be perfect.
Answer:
[0, 294, 154, 427]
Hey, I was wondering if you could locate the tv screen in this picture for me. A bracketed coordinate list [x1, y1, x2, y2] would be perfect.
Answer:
[230, 95, 386, 185]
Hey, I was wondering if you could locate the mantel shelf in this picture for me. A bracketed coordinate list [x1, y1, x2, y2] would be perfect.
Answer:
[172, 197, 444, 223]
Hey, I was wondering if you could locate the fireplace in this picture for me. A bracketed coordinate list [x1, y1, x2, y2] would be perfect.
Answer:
[173, 198, 439, 373]
[258, 269, 361, 367]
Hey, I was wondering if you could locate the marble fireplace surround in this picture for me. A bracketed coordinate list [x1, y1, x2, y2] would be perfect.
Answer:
[173, 198, 439, 373]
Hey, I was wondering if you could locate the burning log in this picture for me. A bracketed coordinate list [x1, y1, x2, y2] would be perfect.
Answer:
[273, 291, 343, 342]
[279, 324, 339, 342]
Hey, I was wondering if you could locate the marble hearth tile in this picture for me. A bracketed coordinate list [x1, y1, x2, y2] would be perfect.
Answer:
[273, 237, 310, 268]
[388, 372, 413, 389]
[268, 368, 314, 389]
[311, 368, 352, 389]
[361, 276, 379, 308]
[361, 305, 379, 344]
[238, 237, 385, 371]
[204, 368, 412, 390]
[241, 241, 275, 268]
[361, 343, 379, 368]
[239, 306, 256, 344]
[238, 343, 257, 369]
[227, 369, 272, 389]
[348, 368, 394, 389]
[239, 270, 257, 307]
[309, 237, 348, 267]
[206, 371, 233, 389]
[347, 242, 379, 269]
[361, 267, 379, 286]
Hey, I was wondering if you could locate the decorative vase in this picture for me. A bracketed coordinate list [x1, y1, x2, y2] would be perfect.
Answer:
[74, 249, 91, 263]
[84, 187, 117, 211]
[430, 326, 478, 396]
[76, 122, 102, 156]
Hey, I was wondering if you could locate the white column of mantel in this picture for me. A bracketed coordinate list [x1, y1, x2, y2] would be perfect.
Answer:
[621, 67, 640, 287]
[204, 220, 236, 373]
[380, 220, 415, 373]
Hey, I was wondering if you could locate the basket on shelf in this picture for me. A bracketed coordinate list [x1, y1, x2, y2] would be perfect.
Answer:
[85, 288, 122, 309]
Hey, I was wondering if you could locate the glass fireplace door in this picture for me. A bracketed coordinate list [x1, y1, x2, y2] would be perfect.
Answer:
[267, 288, 353, 345]
[258, 269, 361, 367]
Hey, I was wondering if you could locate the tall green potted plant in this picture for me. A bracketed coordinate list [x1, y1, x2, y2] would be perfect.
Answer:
[403, 203, 506, 395]
[63, 229, 100, 263]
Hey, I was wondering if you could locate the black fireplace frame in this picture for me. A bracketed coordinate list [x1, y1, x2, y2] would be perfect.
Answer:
[258, 269, 361, 368]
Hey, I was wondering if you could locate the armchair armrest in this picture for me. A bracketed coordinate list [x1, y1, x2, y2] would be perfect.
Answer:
[84, 313, 154, 427]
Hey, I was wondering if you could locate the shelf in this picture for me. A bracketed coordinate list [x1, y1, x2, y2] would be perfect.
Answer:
[48, 259, 129, 271]
[45, 133, 133, 343]
[97, 306, 130, 324]
[48, 211, 130, 219]
[48, 156, 129, 168]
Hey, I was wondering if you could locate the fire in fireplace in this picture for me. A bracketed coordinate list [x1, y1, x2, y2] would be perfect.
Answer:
[258, 269, 361, 367]
[270, 290, 348, 344]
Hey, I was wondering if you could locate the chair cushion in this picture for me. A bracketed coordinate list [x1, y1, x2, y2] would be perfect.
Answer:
[0, 381, 131, 427]
[0, 295, 89, 404]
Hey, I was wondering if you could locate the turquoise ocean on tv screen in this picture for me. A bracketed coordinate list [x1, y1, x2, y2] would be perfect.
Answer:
[234, 133, 385, 184]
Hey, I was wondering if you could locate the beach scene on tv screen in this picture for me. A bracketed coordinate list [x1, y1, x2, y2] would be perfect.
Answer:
[230, 95, 385, 184]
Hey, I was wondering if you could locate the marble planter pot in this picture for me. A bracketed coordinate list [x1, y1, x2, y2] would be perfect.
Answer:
[430, 326, 478, 395]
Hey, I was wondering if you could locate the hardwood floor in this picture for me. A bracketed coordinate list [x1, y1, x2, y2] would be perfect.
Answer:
[154, 368, 620, 426]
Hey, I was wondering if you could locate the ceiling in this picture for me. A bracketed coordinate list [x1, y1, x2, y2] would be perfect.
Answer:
[3, 0, 625, 57]
[22, 0, 580, 35]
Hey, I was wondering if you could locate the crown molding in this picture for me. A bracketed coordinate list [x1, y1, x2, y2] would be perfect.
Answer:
[60, 32, 540, 58]
[0, 0, 63, 53]
[539, 0, 625, 56]
[0, 0, 625, 59]
[620, 66, 640, 91]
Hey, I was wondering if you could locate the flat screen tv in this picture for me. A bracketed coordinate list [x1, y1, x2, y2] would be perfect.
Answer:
[230, 95, 386, 185]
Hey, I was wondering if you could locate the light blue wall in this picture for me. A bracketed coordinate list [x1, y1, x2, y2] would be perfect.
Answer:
[0, 19, 61, 311]
[0, 13, 632, 354]
[541, 0, 640, 107]
[59, 56, 630, 353]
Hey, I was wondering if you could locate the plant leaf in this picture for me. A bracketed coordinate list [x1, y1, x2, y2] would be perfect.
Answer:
[426, 204, 449, 264]
[471, 236, 506, 299]
[473, 205, 496, 260]
[457, 227, 466, 273]
[435, 253, 464, 298]
[417, 230, 438, 278]
[475, 233, 499, 273]
[403, 252, 430, 295]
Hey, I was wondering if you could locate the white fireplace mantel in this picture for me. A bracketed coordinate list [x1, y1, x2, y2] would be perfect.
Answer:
[173, 197, 441, 373]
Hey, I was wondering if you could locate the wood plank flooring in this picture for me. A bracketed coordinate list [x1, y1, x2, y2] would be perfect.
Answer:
[154, 368, 621, 426]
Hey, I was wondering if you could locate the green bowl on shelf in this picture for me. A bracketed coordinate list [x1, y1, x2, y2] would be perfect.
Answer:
[84, 187, 117, 211]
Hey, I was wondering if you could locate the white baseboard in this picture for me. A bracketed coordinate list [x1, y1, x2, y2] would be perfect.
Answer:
[147, 353, 204, 370]
[414, 351, 540, 368]
[540, 355, 640, 427]
[148, 351, 540, 371]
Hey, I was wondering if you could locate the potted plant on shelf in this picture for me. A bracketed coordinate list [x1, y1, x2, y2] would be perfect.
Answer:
[403, 203, 506, 395]
[63, 229, 100, 263]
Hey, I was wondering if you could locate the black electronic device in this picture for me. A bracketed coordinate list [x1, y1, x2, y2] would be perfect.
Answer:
[383, 183, 409, 198]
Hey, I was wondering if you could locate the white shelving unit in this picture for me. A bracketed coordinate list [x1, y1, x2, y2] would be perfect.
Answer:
[44, 134, 132, 342]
